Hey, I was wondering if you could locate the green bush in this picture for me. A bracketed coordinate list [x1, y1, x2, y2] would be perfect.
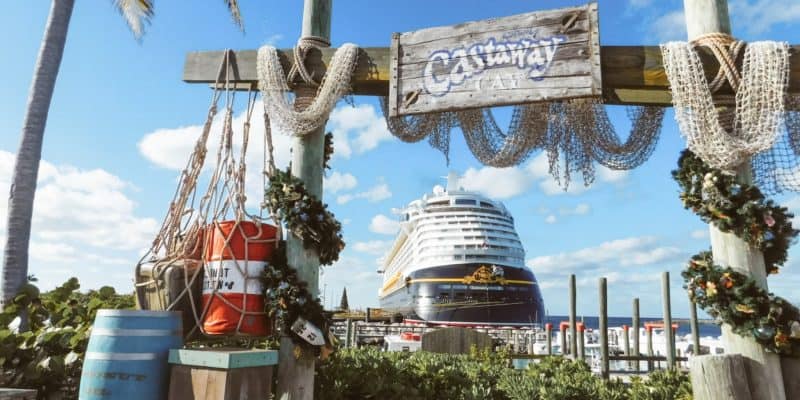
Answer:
[0, 278, 134, 399]
[316, 348, 693, 400]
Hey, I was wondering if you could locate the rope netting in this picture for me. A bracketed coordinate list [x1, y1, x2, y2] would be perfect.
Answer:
[661, 35, 790, 172]
[752, 96, 800, 194]
[135, 50, 278, 338]
[380, 97, 665, 190]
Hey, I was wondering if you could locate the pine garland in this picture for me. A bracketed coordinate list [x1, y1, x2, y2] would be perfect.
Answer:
[265, 168, 345, 266]
[262, 240, 334, 353]
[673, 149, 800, 355]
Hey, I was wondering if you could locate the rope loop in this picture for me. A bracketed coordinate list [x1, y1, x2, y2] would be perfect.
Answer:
[287, 35, 332, 88]
[690, 32, 745, 93]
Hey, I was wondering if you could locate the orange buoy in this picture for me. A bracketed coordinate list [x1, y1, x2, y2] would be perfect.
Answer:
[202, 220, 277, 336]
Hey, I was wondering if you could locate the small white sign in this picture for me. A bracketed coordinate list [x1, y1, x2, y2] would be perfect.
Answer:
[291, 317, 326, 346]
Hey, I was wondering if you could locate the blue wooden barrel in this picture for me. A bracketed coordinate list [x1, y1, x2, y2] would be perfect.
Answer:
[79, 310, 183, 400]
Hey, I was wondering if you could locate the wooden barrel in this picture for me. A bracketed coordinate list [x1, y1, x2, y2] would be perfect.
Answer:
[79, 310, 183, 400]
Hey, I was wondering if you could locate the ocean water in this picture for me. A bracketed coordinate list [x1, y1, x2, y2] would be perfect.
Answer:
[545, 315, 722, 337]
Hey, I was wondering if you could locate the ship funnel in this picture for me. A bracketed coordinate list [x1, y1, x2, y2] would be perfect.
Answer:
[446, 171, 460, 192]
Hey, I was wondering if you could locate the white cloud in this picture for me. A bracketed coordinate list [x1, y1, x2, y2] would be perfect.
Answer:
[337, 183, 392, 205]
[560, 203, 591, 216]
[352, 240, 393, 256]
[324, 171, 357, 194]
[459, 166, 533, 199]
[691, 229, 709, 239]
[527, 236, 683, 275]
[460, 153, 629, 199]
[545, 215, 557, 224]
[628, 0, 652, 8]
[729, 0, 800, 35]
[369, 214, 400, 235]
[328, 104, 393, 158]
[0, 150, 158, 291]
[651, 10, 687, 42]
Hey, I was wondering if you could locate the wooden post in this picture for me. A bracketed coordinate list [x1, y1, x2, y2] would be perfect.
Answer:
[623, 325, 631, 369]
[632, 298, 640, 372]
[560, 324, 567, 356]
[577, 325, 585, 362]
[344, 319, 352, 348]
[690, 300, 701, 356]
[684, 0, 786, 397]
[690, 355, 752, 400]
[662, 271, 675, 369]
[277, 1, 332, 399]
[599, 277, 609, 379]
[546, 323, 553, 355]
[569, 274, 578, 360]
[647, 326, 654, 372]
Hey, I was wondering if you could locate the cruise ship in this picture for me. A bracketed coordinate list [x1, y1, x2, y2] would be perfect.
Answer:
[378, 173, 545, 326]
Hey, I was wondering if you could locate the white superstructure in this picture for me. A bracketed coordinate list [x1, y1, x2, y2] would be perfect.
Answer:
[379, 172, 526, 297]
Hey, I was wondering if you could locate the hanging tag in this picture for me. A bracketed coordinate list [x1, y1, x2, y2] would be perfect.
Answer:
[291, 316, 325, 346]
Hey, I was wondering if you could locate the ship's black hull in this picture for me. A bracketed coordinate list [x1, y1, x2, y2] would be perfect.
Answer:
[380, 263, 545, 326]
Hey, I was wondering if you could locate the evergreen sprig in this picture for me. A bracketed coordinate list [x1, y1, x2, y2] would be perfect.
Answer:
[683, 252, 800, 355]
[266, 168, 345, 266]
[673, 150, 798, 274]
[673, 150, 800, 355]
[262, 241, 333, 353]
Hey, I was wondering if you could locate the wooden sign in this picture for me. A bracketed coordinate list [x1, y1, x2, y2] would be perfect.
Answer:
[388, 2, 601, 117]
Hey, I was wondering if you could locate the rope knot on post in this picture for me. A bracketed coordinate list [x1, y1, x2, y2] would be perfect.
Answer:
[288, 36, 332, 88]
[690, 32, 745, 94]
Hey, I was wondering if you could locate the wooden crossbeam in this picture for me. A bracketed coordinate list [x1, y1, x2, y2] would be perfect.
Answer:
[183, 45, 800, 106]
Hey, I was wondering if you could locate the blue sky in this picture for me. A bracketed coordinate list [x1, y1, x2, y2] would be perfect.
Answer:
[2, 0, 800, 319]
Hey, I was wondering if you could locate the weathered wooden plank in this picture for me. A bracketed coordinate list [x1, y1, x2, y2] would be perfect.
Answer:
[689, 355, 752, 400]
[0, 389, 37, 400]
[184, 47, 392, 96]
[184, 45, 800, 106]
[168, 364, 273, 400]
[390, 2, 601, 116]
[781, 356, 800, 400]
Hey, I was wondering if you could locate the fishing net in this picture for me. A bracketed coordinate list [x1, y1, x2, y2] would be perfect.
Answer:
[661, 36, 790, 172]
[257, 40, 359, 136]
[380, 97, 664, 190]
[752, 96, 800, 194]
[135, 50, 278, 338]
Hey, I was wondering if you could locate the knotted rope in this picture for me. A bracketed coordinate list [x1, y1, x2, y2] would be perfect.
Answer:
[690, 33, 745, 94]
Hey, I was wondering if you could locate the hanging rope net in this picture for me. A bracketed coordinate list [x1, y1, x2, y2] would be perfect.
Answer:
[752, 96, 800, 194]
[380, 96, 664, 190]
[257, 41, 359, 136]
[135, 50, 278, 339]
[661, 36, 790, 172]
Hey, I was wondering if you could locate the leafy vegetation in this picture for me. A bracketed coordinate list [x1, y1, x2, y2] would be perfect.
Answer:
[315, 347, 693, 400]
[0, 278, 134, 399]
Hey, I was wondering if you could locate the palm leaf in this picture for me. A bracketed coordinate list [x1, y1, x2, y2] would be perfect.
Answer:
[111, 0, 154, 39]
[222, 0, 244, 32]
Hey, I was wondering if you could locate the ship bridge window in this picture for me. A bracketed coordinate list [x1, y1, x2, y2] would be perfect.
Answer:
[480, 201, 494, 208]
[455, 199, 476, 206]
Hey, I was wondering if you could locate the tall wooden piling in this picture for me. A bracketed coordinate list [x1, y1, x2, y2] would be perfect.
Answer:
[577, 325, 585, 361]
[633, 298, 640, 372]
[560, 324, 567, 356]
[277, 1, 332, 398]
[690, 300, 701, 356]
[344, 319, 352, 348]
[599, 277, 609, 379]
[569, 274, 577, 359]
[546, 323, 553, 355]
[647, 326, 654, 372]
[623, 325, 631, 369]
[684, 0, 786, 398]
[662, 271, 675, 369]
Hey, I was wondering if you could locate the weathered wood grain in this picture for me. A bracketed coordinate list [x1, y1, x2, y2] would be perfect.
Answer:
[183, 45, 800, 107]
[168, 364, 274, 400]
[421, 327, 492, 354]
[390, 2, 601, 116]
[689, 355, 752, 400]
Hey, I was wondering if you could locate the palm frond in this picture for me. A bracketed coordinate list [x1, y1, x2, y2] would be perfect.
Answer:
[111, 0, 154, 39]
[223, 0, 244, 32]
